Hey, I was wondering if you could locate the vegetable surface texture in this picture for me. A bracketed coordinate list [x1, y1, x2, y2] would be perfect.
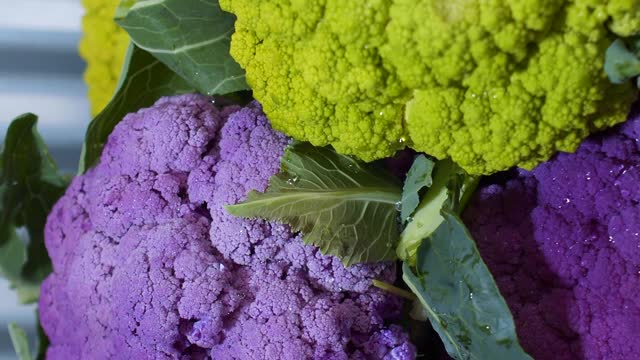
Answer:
[464, 104, 640, 359]
[220, 0, 637, 174]
[38, 95, 415, 359]
[79, 0, 129, 114]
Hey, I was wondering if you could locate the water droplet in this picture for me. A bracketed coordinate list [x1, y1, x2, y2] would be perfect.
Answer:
[469, 292, 474, 300]
[564, 198, 571, 204]
[394, 201, 402, 211]
[406, 216, 413, 223]
[219, 263, 225, 270]
[385, 241, 393, 248]
[398, 137, 406, 144]
[378, 111, 384, 116]
[481, 325, 492, 334]
[287, 175, 299, 185]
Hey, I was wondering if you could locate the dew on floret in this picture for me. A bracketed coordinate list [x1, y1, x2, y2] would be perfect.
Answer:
[564, 198, 571, 204]
[398, 137, 406, 144]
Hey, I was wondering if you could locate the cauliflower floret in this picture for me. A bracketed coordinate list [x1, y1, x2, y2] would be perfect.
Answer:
[39, 94, 415, 359]
[79, 0, 129, 115]
[463, 104, 640, 359]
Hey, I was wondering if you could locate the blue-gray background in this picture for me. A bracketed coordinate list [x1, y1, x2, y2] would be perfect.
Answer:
[0, 0, 89, 357]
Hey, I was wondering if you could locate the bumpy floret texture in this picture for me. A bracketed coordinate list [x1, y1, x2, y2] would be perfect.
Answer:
[463, 104, 640, 359]
[220, 0, 637, 174]
[79, 0, 129, 115]
[38, 95, 414, 359]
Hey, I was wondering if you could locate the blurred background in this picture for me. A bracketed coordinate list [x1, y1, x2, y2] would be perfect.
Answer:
[0, 0, 88, 358]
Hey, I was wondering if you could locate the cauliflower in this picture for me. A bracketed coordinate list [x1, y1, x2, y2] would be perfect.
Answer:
[463, 104, 640, 359]
[220, 0, 637, 174]
[79, 0, 129, 115]
[38, 94, 415, 359]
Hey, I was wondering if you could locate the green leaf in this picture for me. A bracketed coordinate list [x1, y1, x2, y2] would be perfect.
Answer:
[115, 0, 248, 96]
[400, 155, 434, 224]
[8, 323, 32, 360]
[34, 314, 49, 360]
[397, 159, 479, 264]
[397, 160, 457, 263]
[0, 114, 69, 302]
[0, 229, 39, 303]
[403, 212, 532, 360]
[605, 38, 640, 85]
[79, 44, 194, 172]
[226, 142, 402, 266]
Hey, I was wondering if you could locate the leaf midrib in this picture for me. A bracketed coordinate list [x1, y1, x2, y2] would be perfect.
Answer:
[246, 188, 400, 205]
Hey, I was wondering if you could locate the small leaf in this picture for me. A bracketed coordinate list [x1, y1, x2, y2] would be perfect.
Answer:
[79, 44, 194, 172]
[403, 212, 532, 360]
[396, 160, 456, 263]
[226, 142, 402, 266]
[8, 323, 33, 360]
[605, 38, 640, 85]
[397, 160, 479, 264]
[0, 114, 69, 302]
[115, 0, 248, 96]
[400, 155, 434, 224]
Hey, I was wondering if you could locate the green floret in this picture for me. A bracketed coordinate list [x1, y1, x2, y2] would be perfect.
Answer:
[221, 0, 638, 174]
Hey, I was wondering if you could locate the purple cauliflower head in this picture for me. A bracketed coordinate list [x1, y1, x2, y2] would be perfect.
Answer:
[39, 94, 415, 359]
[463, 104, 640, 360]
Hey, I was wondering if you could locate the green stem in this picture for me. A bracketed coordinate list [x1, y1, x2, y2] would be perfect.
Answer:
[372, 279, 417, 300]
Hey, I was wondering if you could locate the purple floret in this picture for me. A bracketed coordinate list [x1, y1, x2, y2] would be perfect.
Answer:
[463, 105, 640, 359]
[39, 94, 415, 359]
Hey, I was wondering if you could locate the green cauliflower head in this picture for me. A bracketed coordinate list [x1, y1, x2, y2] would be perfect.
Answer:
[221, 0, 638, 174]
